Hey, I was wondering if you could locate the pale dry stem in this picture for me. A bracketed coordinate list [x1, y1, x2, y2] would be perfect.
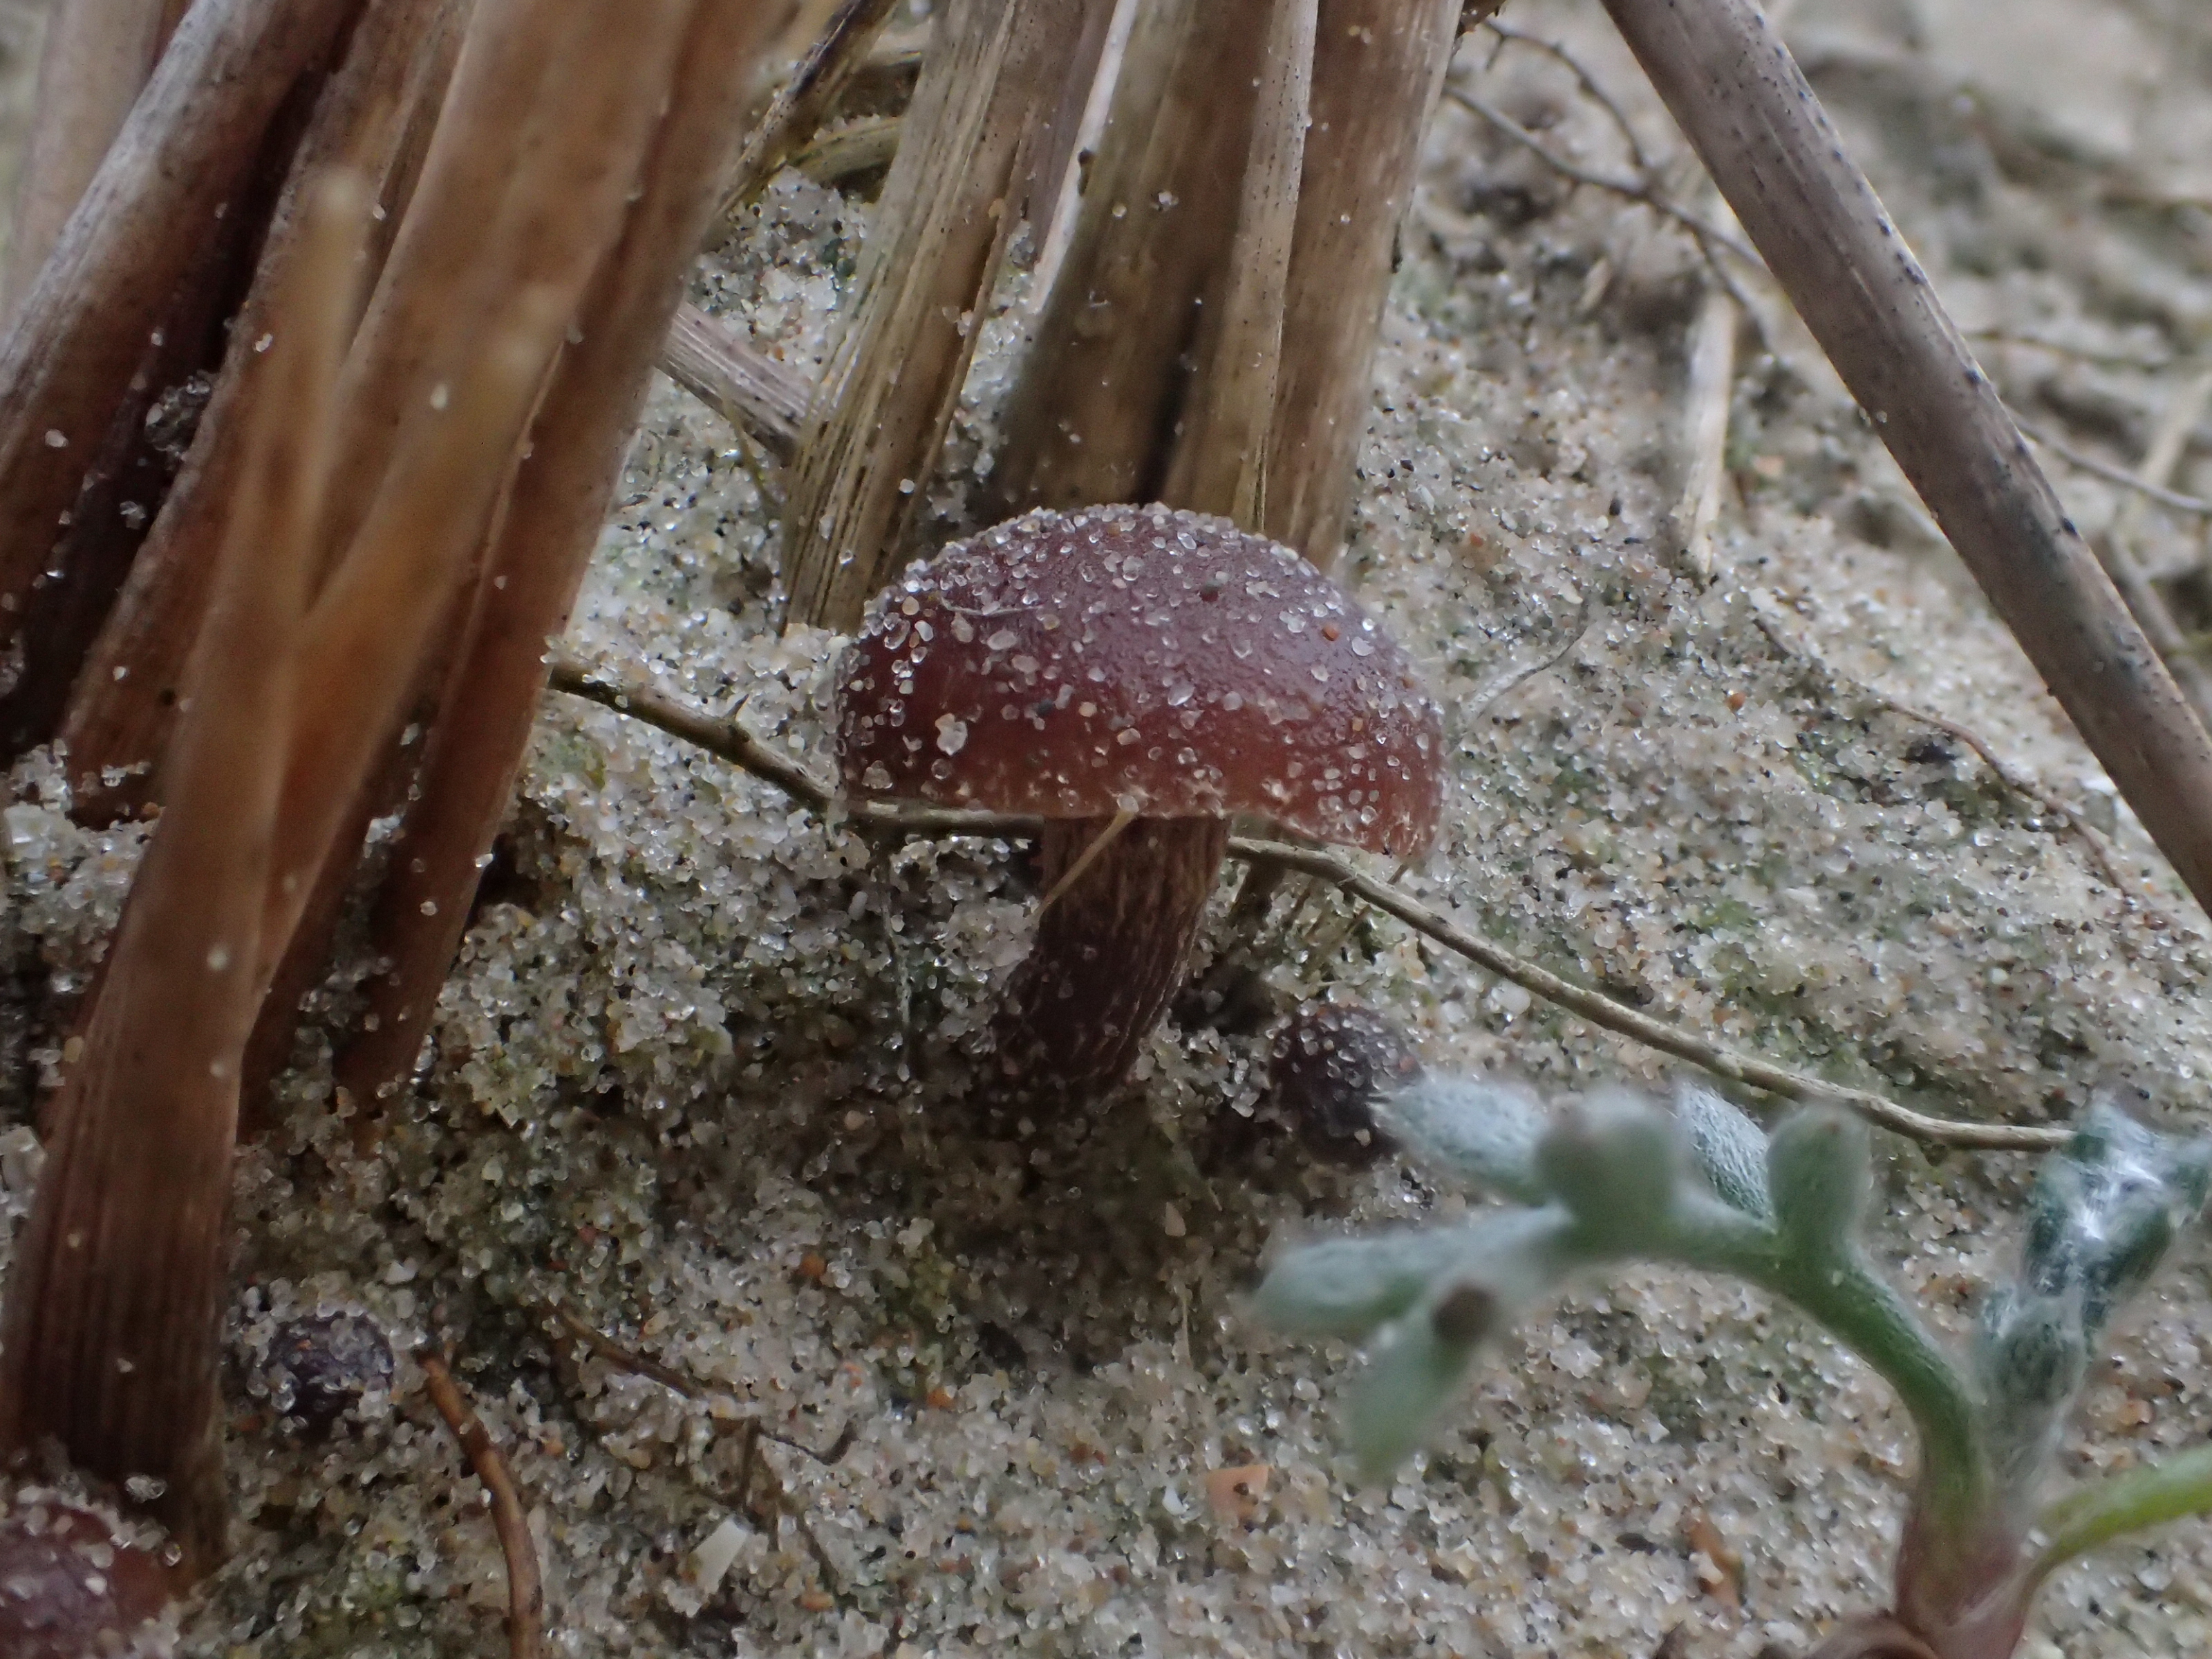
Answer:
[659, 303, 812, 461]
[1262, 0, 1467, 565]
[714, 0, 903, 221]
[0, 0, 357, 635]
[1161, 0, 1315, 524]
[987, 0, 1267, 518]
[312, 0, 694, 583]
[779, 0, 1089, 629]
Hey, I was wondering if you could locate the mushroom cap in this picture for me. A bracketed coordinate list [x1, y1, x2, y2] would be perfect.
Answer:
[835, 505, 1443, 857]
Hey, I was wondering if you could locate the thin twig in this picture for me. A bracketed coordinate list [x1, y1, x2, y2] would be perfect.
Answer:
[1965, 327, 2173, 375]
[1667, 281, 1737, 581]
[2092, 369, 2212, 731]
[1440, 84, 1759, 269]
[420, 1351, 544, 1659]
[1230, 837, 2065, 1152]
[1747, 601, 2137, 897]
[788, 114, 902, 185]
[536, 1300, 850, 1597]
[1480, 17, 1655, 176]
[534, 1299, 854, 1463]
[547, 664, 2065, 1152]
[2012, 414, 2212, 518]
[547, 655, 1032, 838]
[1463, 596, 1596, 722]
[538, 1300, 714, 1405]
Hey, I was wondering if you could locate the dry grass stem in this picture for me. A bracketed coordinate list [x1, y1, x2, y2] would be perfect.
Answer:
[1665, 281, 1738, 581]
[715, 0, 903, 221]
[0, 0, 187, 318]
[785, 114, 901, 185]
[549, 656, 1028, 838]
[988, 0, 1268, 517]
[1965, 326, 2175, 375]
[1262, 0, 1467, 563]
[779, 0, 1091, 629]
[246, 1, 709, 1098]
[658, 303, 812, 460]
[1015, 0, 1120, 276]
[1481, 15, 1653, 175]
[2013, 413, 2212, 518]
[1600, 0, 2212, 918]
[1027, 0, 1138, 303]
[550, 662, 2065, 1152]
[420, 1351, 545, 1659]
[339, 0, 784, 1114]
[1161, 0, 1315, 525]
[58, 0, 464, 821]
[0, 174, 362, 1570]
[1441, 84, 1759, 268]
[2087, 369, 2212, 729]
[261, 285, 563, 982]
[0, 0, 357, 635]
[1237, 838, 2069, 1153]
[312, 0, 693, 581]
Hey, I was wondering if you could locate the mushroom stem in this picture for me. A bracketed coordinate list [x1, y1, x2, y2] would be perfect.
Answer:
[993, 815, 1228, 1102]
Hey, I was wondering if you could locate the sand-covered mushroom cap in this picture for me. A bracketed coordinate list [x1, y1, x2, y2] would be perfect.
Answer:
[835, 505, 1444, 856]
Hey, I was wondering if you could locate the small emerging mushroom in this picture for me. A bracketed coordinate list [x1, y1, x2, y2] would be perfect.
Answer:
[836, 505, 1443, 1104]
[1260, 1002, 1421, 1167]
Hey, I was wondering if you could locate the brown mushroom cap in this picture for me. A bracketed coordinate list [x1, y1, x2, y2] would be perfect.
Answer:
[835, 505, 1444, 856]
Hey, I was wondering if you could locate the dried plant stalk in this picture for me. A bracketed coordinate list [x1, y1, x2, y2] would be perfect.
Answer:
[311, 0, 694, 580]
[60, 0, 469, 823]
[0, 0, 189, 319]
[241, 0, 702, 1088]
[715, 0, 902, 220]
[987, 0, 1268, 517]
[779, 0, 1094, 630]
[336, 0, 783, 1112]
[1015, 0, 1119, 266]
[1601, 0, 2212, 915]
[0, 0, 357, 632]
[1262, 0, 1468, 563]
[660, 303, 812, 460]
[1159, 0, 1315, 523]
[420, 1353, 545, 1659]
[0, 191, 256, 763]
[0, 177, 359, 1571]
[1665, 281, 1737, 581]
[2094, 368, 2212, 731]
[259, 292, 563, 986]
[1027, 0, 1137, 300]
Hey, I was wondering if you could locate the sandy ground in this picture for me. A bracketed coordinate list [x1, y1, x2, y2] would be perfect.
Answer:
[6, 1, 2212, 1656]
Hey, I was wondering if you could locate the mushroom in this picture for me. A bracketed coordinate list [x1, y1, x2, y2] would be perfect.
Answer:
[835, 504, 1443, 1103]
[1260, 1002, 1422, 1167]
